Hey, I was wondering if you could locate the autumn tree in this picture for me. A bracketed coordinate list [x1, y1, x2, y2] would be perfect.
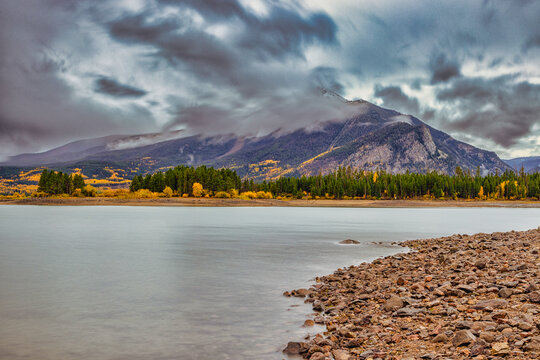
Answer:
[162, 186, 173, 198]
[192, 182, 203, 197]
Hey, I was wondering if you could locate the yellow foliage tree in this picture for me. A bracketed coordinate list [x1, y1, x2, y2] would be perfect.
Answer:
[134, 189, 156, 198]
[162, 186, 173, 198]
[478, 186, 484, 199]
[373, 172, 378, 183]
[82, 185, 97, 197]
[214, 191, 230, 198]
[192, 182, 203, 197]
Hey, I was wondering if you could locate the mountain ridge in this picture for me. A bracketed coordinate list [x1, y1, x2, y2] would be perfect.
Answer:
[504, 156, 540, 173]
[1, 98, 512, 181]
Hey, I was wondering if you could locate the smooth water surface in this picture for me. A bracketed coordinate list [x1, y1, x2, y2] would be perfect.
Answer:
[1, 206, 539, 359]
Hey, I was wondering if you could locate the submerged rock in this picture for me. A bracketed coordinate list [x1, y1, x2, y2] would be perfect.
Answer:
[283, 341, 304, 355]
[339, 239, 361, 245]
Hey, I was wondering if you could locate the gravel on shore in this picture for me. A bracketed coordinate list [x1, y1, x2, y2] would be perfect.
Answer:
[284, 228, 540, 360]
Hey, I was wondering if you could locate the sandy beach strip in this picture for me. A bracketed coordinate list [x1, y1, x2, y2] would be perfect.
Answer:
[2, 197, 540, 208]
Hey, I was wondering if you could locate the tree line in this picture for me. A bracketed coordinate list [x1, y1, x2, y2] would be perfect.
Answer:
[38, 169, 86, 195]
[130, 165, 540, 200]
[129, 165, 242, 195]
[255, 167, 540, 200]
[37, 165, 540, 200]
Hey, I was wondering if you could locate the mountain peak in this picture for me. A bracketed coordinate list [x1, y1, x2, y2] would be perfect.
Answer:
[1, 101, 511, 179]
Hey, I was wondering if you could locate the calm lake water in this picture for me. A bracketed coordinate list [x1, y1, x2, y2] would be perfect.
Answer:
[1, 206, 539, 359]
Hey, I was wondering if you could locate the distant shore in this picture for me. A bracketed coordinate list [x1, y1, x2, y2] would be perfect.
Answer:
[2, 197, 540, 207]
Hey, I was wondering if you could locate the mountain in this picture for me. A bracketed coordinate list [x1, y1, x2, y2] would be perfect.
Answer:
[1, 99, 511, 182]
[504, 156, 540, 173]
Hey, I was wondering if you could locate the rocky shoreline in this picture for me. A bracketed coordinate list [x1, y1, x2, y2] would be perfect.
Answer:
[284, 228, 540, 359]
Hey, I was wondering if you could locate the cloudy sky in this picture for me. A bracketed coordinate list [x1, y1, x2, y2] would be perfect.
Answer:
[1, 0, 539, 160]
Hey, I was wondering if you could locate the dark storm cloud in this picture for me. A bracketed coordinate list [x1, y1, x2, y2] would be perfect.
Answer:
[437, 75, 540, 147]
[108, 13, 181, 44]
[105, 1, 342, 133]
[236, 7, 337, 60]
[108, 15, 245, 94]
[430, 53, 461, 84]
[108, 2, 337, 63]
[374, 85, 420, 116]
[0, 0, 156, 159]
[158, 0, 247, 20]
[94, 76, 147, 98]
[2, 0, 540, 159]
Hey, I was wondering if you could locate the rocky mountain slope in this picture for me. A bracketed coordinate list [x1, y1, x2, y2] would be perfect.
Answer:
[1, 99, 511, 181]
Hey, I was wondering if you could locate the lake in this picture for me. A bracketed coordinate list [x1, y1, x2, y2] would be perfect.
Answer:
[1, 206, 539, 359]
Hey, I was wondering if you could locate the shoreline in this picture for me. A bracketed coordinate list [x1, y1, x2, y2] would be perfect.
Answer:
[284, 228, 540, 359]
[2, 197, 540, 207]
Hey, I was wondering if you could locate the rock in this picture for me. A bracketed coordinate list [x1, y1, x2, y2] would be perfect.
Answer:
[517, 321, 533, 331]
[456, 320, 474, 329]
[523, 341, 540, 351]
[313, 301, 324, 312]
[397, 277, 406, 285]
[479, 332, 495, 343]
[344, 339, 363, 348]
[303, 319, 315, 327]
[331, 349, 350, 360]
[294, 288, 311, 297]
[393, 307, 425, 317]
[339, 239, 360, 245]
[452, 330, 476, 347]
[432, 333, 448, 343]
[446, 306, 459, 316]
[475, 260, 487, 269]
[283, 341, 303, 355]
[472, 299, 508, 310]
[470, 340, 487, 356]
[498, 287, 513, 298]
[383, 296, 404, 311]
[359, 349, 374, 358]
[308, 345, 325, 356]
[457, 284, 475, 293]
[309, 352, 328, 360]
[354, 294, 372, 301]
[529, 291, 540, 303]
[491, 342, 510, 356]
